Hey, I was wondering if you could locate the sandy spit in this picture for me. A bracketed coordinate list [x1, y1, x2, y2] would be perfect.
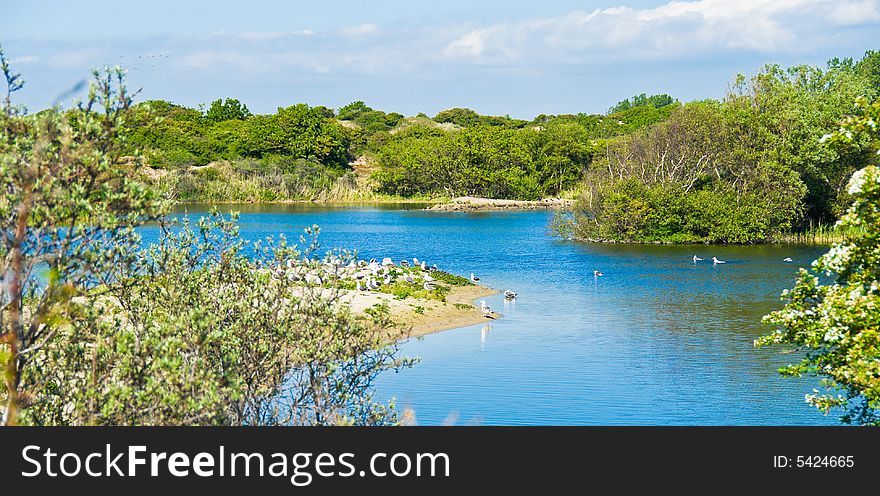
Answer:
[426, 196, 573, 212]
[341, 284, 499, 340]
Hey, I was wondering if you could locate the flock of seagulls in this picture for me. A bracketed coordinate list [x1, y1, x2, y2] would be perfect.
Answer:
[294, 256, 515, 319]
[273, 254, 531, 323]
[584, 254, 800, 284]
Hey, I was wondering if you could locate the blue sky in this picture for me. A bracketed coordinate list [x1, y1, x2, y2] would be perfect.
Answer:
[4, 0, 880, 118]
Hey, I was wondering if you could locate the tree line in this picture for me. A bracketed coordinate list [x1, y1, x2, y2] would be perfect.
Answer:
[119, 51, 880, 242]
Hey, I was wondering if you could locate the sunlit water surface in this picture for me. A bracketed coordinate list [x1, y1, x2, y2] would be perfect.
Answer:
[153, 204, 835, 425]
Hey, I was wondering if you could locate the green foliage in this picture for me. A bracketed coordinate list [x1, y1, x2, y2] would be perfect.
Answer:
[757, 99, 880, 424]
[430, 270, 472, 286]
[563, 53, 879, 243]
[434, 108, 528, 129]
[204, 98, 251, 123]
[0, 56, 167, 425]
[21, 214, 413, 425]
[371, 123, 594, 199]
[125, 100, 350, 169]
[608, 93, 676, 114]
[337, 100, 404, 133]
[1, 55, 410, 426]
[153, 157, 360, 203]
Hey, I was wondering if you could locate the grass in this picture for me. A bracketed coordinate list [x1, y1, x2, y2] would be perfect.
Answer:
[774, 223, 864, 244]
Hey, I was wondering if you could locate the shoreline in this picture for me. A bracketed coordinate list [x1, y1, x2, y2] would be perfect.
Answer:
[170, 196, 574, 211]
[426, 196, 574, 212]
[342, 284, 500, 341]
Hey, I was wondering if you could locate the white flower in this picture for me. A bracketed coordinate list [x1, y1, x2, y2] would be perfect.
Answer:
[847, 167, 868, 195]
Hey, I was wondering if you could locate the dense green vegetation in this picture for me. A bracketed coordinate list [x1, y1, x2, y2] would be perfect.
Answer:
[117, 50, 880, 243]
[758, 98, 880, 424]
[122, 92, 677, 203]
[561, 52, 880, 243]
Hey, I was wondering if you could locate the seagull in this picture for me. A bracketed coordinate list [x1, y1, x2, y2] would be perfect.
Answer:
[712, 257, 726, 265]
[470, 272, 480, 283]
[382, 257, 393, 266]
[400, 260, 410, 267]
[504, 289, 517, 299]
[782, 257, 793, 263]
[413, 257, 420, 266]
[383, 275, 393, 285]
[404, 274, 415, 284]
[693, 255, 703, 264]
[423, 274, 434, 282]
[356, 280, 365, 291]
[480, 300, 494, 318]
[423, 282, 435, 291]
[421, 261, 428, 271]
[593, 270, 603, 277]
[368, 278, 381, 290]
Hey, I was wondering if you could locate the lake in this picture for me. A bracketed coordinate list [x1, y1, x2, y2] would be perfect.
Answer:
[167, 203, 836, 425]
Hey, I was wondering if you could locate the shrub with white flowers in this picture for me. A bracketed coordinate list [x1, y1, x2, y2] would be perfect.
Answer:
[757, 97, 880, 425]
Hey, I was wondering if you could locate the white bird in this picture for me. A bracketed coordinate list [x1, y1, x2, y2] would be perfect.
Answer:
[504, 289, 517, 299]
[421, 261, 428, 271]
[400, 260, 410, 267]
[423, 274, 434, 282]
[593, 270, 603, 277]
[423, 282, 435, 291]
[383, 275, 392, 285]
[712, 256, 726, 265]
[413, 257, 420, 266]
[782, 257, 793, 263]
[480, 300, 493, 318]
[356, 280, 365, 291]
[404, 274, 415, 284]
[382, 257, 393, 266]
[368, 278, 380, 290]
[286, 259, 294, 269]
[693, 255, 703, 264]
[470, 272, 480, 283]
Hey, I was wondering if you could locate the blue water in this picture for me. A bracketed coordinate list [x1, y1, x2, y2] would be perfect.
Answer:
[160, 204, 837, 425]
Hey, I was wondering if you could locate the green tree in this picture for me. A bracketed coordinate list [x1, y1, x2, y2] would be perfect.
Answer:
[0, 52, 166, 425]
[609, 93, 675, 114]
[337, 100, 372, 121]
[22, 214, 412, 425]
[757, 97, 880, 424]
[204, 98, 251, 123]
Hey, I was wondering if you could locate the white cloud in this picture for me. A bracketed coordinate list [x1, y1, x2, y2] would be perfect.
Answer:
[211, 30, 315, 42]
[10, 55, 39, 64]
[443, 0, 880, 63]
[339, 23, 381, 37]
